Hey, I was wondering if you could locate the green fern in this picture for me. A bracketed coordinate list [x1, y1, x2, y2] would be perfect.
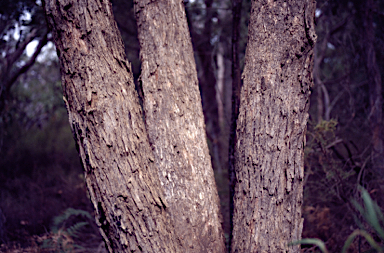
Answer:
[290, 187, 384, 252]
[41, 208, 93, 252]
[66, 221, 89, 238]
[52, 208, 93, 233]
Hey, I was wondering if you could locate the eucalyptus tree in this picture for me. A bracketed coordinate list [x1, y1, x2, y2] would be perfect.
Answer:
[43, 0, 316, 252]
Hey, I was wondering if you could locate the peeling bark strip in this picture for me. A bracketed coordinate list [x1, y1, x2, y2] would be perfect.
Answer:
[44, 0, 181, 252]
[134, 0, 226, 252]
[231, 0, 316, 252]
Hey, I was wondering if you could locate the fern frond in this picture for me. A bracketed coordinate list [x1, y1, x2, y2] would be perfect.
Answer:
[66, 221, 89, 238]
[52, 208, 93, 232]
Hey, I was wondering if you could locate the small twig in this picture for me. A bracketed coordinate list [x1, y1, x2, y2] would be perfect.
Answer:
[325, 138, 343, 149]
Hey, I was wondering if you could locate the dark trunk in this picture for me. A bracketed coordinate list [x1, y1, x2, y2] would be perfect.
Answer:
[228, 0, 242, 249]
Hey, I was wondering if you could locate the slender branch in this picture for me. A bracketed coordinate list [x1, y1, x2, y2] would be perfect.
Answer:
[6, 29, 38, 72]
[325, 89, 345, 120]
[6, 32, 49, 92]
[0, 32, 48, 113]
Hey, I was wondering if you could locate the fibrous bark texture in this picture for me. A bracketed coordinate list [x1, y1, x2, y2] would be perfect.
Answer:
[44, 0, 181, 252]
[134, 0, 226, 252]
[231, 0, 316, 252]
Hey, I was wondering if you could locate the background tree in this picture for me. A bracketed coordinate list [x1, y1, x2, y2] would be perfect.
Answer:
[0, 0, 49, 114]
[303, 0, 384, 251]
[0, 44, 95, 246]
[186, 0, 223, 173]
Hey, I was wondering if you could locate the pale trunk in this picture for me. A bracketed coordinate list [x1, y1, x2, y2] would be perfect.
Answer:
[134, 0, 226, 252]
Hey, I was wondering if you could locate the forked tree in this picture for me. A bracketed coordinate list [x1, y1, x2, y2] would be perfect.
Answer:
[43, 0, 316, 252]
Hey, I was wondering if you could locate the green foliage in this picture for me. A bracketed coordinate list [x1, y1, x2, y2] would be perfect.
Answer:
[303, 116, 380, 252]
[41, 208, 93, 253]
[306, 119, 338, 158]
[290, 238, 329, 253]
[313, 119, 338, 138]
[304, 119, 353, 201]
[0, 44, 89, 246]
[51, 208, 93, 233]
[341, 230, 382, 253]
[294, 187, 384, 253]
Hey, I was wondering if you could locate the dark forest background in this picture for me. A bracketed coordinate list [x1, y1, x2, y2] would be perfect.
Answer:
[0, 0, 384, 252]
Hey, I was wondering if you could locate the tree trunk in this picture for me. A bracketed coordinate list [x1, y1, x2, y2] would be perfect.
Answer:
[44, 0, 181, 252]
[231, 0, 316, 252]
[134, 0, 226, 252]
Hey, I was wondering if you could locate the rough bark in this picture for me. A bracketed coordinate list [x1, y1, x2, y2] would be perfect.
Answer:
[134, 0, 226, 252]
[44, 0, 181, 252]
[231, 0, 316, 252]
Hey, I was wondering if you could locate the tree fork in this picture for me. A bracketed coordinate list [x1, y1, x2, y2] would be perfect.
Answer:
[44, 0, 181, 251]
